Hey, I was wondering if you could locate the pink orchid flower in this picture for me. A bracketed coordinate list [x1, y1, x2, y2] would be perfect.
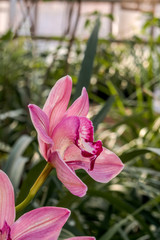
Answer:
[0, 170, 95, 240]
[28, 76, 124, 197]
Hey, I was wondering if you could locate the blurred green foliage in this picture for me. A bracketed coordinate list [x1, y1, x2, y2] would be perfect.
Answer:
[1, 14, 160, 239]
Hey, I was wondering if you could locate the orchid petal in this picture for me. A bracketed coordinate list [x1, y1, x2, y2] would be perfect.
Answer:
[76, 117, 103, 170]
[28, 104, 53, 145]
[78, 117, 94, 142]
[43, 75, 72, 132]
[0, 170, 15, 229]
[38, 136, 48, 160]
[11, 207, 70, 240]
[48, 151, 87, 197]
[52, 116, 80, 157]
[64, 146, 124, 183]
[65, 88, 89, 117]
[87, 148, 124, 182]
[66, 237, 96, 240]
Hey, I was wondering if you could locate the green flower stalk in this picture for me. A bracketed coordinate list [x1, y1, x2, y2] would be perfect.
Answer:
[15, 162, 53, 213]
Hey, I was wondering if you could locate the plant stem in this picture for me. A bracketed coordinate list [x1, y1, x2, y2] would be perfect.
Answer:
[15, 162, 54, 213]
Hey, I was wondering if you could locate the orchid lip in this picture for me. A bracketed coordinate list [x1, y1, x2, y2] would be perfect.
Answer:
[0, 221, 11, 240]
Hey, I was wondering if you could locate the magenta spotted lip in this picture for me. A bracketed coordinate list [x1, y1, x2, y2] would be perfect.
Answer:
[28, 75, 124, 197]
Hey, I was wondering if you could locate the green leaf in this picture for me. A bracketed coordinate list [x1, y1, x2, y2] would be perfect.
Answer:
[92, 96, 115, 131]
[147, 147, 160, 156]
[16, 161, 46, 205]
[106, 80, 125, 115]
[120, 147, 160, 163]
[4, 135, 32, 188]
[59, 229, 75, 240]
[0, 30, 13, 40]
[99, 217, 130, 240]
[15, 161, 47, 219]
[99, 194, 160, 240]
[73, 18, 100, 100]
[8, 156, 28, 190]
[89, 190, 156, 240]
[0, 109, 24, 121]
[118, 228, 130, 240]
[104, 13, 114, 21]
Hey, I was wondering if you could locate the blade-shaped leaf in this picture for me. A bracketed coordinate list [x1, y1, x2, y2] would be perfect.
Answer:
[4, 135, 32, 185]
[9, 156, 28, 189]
[90, 190, 156, 240]
[120, 147, 160, 163]
[0, 109, 24, 121]
[92, 96, 115, 131]
[16, 160, 46, 205]
[0, 30, 13, 40]
[73, 18, 100, 100]
[99, 194, 160, 240]
[59, 229, 75, 240]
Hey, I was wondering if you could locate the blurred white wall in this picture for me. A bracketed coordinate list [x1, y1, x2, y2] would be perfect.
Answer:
[0, 1, 159, 39]
[0, 1, 9, 34]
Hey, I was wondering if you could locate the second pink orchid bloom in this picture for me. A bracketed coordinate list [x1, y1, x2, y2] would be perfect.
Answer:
[0, 170, 95, 240]
[28, 75, 124, 197]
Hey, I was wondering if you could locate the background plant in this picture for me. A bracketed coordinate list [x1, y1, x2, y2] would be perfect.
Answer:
[0, 14, 160, 239]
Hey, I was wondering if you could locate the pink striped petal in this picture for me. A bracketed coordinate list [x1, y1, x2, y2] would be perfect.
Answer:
[66, 237, 95, 240]
[43, 75, 72, 133]
[38, 136, 48, 160]
[0, 170, 15, 229]
[28, 104, 53, 145]
[65, 88, 89, 117]
[48, 151, 87, 197]
[11, 207, 70, 240]
[64, 146, 124, 183]
[52, 116, 80, 157]
[87, 148, 124, 182]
